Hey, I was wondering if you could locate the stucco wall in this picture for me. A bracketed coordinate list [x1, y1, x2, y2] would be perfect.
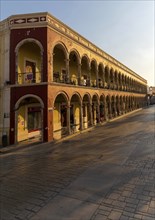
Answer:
[0, 20, 10, 145]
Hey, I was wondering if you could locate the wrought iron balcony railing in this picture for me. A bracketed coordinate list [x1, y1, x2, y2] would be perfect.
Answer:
[16, 72, 41, 84]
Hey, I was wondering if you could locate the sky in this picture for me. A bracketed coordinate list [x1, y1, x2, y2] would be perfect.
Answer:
[0, 0, 154, 86]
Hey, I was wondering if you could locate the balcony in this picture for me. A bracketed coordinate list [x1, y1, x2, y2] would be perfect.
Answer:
[17, 72, 41, 84]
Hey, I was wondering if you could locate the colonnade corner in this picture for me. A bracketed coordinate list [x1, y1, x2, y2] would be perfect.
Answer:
[0, 12, 148, 147]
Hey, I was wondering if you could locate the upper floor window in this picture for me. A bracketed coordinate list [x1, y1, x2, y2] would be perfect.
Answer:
[25, 60, 36, 83]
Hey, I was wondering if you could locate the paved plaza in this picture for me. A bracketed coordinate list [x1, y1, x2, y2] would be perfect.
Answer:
[0, 106, 155, 220]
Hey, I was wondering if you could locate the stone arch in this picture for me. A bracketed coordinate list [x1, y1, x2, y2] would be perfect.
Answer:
[15, 38, 44, 54]
[98, 63, 105, 88]
[120, 95, 123, 114]
[69, 50, 80, 85]
[92, 93, 100, 125]
[81, 55, 90, 86]
[69, 48, 81, 63]
[81, 54, 90, 63]
[116, 95, 120, 116]
[100, 94, 106, 122]
[53, 92, 69, 139]
[122, 74, 125, 91]
[70, 93, 82, 133]
[90, 59, 98, 87]
[15, 94, 44, 143]
[53, 43, 68, 83]
[126, 96, 129, 112]
[111, 95, 116, 117]
[52, 41, 68, 55]
[109, 68, 114, 89]
[106, 95, 111, 119]
[15, 38, 44, 84]
[53, 91, 69, 106]
[122, 95, 126, 114]
[82, 93, 92, 128]
[118, 72, 122, 90]
[105, 65, 110, 89]
[114, 70, 118, 90]
[15, 94, 44, 110]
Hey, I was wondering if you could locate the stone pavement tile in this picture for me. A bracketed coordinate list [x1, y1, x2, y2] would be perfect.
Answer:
[99, 205, 112, 212]
[61, 188, 103, 204]
[120, 216, 129, 220]
[112, 200, 126, 209]
[125, 198, 139, 205]
[121, 190, 132, 197]
[136, 204, 149, 213]
[122, 211, 134, 218]
[142, 216, 155, 220]
[102, 198, 113, 205]
[133, 213, 143, 219]
[0, 210, 18, 220]
[137, 195, 151, 202]
[15, 209, 32, 220]
[108, 193, 120, 200]
[31, 195, 98, 220]
[108, 210, 122, 220]
[93, 214, 108, 220]
[31, 205, 42, 213]
[126, 202, 137, 209]
[98, 210, 110, 216]
[124, 206, 135, 213]
[149, 200, 155, 208]
[147, 207, 155, 215]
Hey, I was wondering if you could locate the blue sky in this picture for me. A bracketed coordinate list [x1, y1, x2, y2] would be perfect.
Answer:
[0, 0, 154, 86]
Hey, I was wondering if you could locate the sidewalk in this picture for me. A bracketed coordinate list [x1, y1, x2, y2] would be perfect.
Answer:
[0, 108, 142, 155]
[0, 138, 42, 154]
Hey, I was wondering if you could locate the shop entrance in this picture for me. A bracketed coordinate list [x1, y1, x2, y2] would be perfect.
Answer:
[15, 96, 43, 143]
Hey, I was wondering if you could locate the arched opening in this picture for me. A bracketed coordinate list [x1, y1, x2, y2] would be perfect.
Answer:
[132, 96, 135, 110]
[15, 95, 43, 143]
[111, 96, 116, 118]
[53, 44, 67, 83]
[118, 72, 122, 90]
[69, 51, 79, 85]
[53, 93, 68, 140]
[98, 63, 104, 88]
[90, 60, 97, 87]
[128, 96, 131, 111]
[122, 96, 126, 113]
[120, 96, 123, 115]
[127, 77, 130, 91]
[82, 94, 91, 128]
[122, 74, 125, 91]
[100, 95, 106, 123]
[16, 40, 43, 84]
[126, 96, 129, 112]
[110, 68, 114, 89]
[124, 75, 127, 91]
[106, 95, 111, 119]
[81, 56, 90, 86]
[114, 71, 118, 90]
[105, 66, 109, 89]
[92, 94, 99, 125]
[116, 95, 120, 116]
[70, 94, 81, 133]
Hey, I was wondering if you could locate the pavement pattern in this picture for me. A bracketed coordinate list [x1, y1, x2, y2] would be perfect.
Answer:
[0, 106, 155, 220]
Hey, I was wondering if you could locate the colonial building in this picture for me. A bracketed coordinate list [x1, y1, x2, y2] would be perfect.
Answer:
[148, 86, 155, 105]
[0, 12, 147, 146]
